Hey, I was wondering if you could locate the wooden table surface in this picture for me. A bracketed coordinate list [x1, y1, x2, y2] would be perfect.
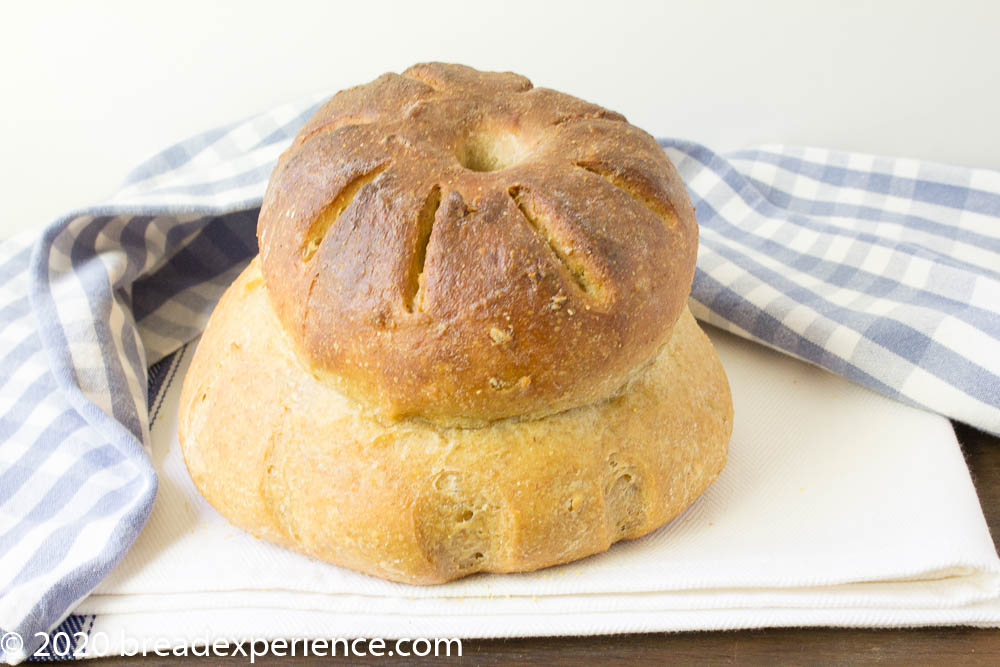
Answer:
[95, 424, 999, 665]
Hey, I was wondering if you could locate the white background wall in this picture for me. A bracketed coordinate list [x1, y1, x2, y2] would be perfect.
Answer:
[2, 0, 998, 238]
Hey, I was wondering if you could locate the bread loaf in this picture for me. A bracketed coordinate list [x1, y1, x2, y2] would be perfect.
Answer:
[179, 63, 733, 584]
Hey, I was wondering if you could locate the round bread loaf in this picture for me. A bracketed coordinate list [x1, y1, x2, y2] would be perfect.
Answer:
[179, 64, 733, 584]
[180, 259, 732, 584]
[258, 62, 699, 425]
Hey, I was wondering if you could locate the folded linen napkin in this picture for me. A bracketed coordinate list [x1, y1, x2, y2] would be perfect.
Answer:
[62, 323, 998, 659]
[0, 92, 998, 662]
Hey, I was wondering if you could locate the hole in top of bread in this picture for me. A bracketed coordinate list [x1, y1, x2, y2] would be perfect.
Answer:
[457, 130, 528, 172]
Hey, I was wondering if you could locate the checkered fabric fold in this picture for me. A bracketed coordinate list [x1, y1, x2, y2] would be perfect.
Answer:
[0, 93, 997, 662]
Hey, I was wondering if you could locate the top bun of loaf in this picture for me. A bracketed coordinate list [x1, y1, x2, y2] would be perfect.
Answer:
[257, 63, 698, 426]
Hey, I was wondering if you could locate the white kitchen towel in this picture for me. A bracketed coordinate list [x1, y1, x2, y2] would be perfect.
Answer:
[58, 320, 998, 658]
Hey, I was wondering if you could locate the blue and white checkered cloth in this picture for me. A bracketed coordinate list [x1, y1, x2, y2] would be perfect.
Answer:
[1, 92, 998, 662]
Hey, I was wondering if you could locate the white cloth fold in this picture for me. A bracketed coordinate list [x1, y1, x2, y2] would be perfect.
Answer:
[72, 323, 1000, 656]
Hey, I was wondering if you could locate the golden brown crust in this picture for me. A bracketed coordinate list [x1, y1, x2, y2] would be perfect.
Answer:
[258, 63, 698, 425]
[179, 259, 732, 584]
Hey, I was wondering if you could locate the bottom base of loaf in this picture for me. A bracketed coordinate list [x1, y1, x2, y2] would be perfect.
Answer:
[178, 257, 733, 584]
